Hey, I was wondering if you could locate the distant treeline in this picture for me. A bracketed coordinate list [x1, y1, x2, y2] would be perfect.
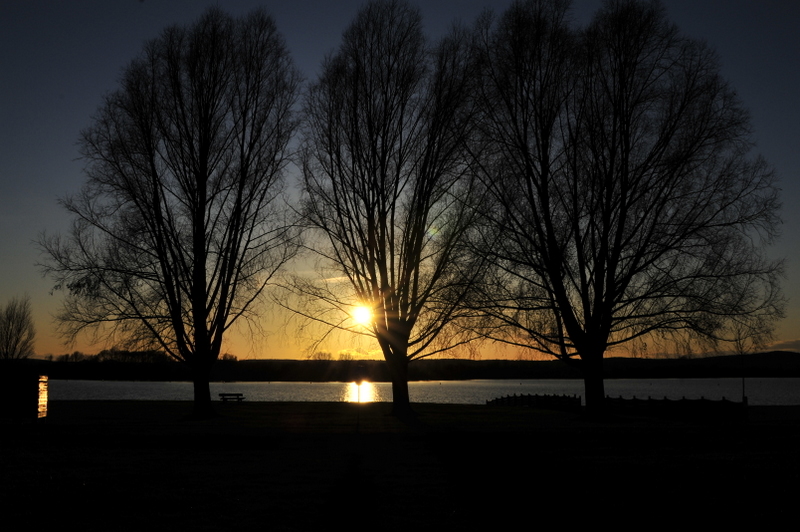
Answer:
[29, 349, 189, 381]
[6, 350, 800, 382]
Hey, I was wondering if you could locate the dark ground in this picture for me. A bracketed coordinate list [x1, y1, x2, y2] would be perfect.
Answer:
[3, 401, 800, 530]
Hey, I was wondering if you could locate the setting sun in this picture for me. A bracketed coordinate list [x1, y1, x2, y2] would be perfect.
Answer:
[352, 305, 372, 325]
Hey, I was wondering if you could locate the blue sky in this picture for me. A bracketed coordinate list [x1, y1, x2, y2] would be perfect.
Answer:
[1, 0, 798, 357]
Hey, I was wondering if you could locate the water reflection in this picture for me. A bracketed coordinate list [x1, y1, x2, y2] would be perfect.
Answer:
[345, 381, 375, 403]
[38, 375, 48, 419]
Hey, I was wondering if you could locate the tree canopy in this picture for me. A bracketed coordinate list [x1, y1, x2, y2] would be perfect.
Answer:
[0, 296, 36, 360]
[296, 0, 483, 414]
[39, 7, 301, 415]
[38, 1, 784, 417]
[469, 0, 783, 412]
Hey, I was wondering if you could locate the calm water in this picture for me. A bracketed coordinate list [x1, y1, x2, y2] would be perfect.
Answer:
[48, 378, 800, 406]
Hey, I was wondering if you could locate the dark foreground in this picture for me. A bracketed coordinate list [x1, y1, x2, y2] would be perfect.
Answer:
[4, 401, 800, 530]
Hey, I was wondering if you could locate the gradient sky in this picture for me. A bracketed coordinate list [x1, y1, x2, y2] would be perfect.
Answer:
[1, 0, 798, 359]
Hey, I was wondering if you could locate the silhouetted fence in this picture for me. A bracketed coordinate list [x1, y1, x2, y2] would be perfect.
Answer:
[486, 393, 581, 412]
[486, 392, 747, 420]
[605, 395, 747, 420]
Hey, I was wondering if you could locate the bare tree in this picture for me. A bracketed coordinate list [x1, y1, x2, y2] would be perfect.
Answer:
[0, 296, 36, 360]
[296, 0, 482, 416]
[470, 0, 783, 414]
[39, 8, 301, 416]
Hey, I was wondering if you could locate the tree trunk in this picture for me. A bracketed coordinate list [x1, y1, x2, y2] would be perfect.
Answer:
[581, 352, 605, 418]
[191, 363, 215, 419]
[387, 358, 415, 419]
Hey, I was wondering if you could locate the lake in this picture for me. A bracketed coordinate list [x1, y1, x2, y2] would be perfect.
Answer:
[48, 377, 800, 405]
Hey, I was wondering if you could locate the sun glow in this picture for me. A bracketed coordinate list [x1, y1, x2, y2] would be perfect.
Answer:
[352, 305, 372, 325]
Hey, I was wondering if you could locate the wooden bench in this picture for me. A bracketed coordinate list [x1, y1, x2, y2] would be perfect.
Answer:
[218, 392, 245, 402]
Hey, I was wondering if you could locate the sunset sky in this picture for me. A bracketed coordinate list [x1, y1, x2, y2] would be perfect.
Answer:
[2, 0, 799, 359]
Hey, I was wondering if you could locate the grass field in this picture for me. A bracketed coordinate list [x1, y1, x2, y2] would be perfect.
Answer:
[3, 401, 800, 530]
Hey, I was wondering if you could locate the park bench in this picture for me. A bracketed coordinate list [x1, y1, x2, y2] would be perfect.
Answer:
[218, 392, 245, 403]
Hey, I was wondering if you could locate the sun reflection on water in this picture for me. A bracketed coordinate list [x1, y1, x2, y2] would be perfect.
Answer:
[346, 381, 375, 403]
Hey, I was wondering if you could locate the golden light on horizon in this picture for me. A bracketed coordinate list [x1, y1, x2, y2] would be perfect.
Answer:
[352, 305, 372, 325]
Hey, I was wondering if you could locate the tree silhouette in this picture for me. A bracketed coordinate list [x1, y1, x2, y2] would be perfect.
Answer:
[39, 8, 300, 416]
[296, 0, 482, 416]
[470, 0, 783, 414]
[0, 296, 36, 360]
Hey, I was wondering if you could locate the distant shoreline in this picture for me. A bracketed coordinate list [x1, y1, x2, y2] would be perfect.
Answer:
[12, 350, 800, 382]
